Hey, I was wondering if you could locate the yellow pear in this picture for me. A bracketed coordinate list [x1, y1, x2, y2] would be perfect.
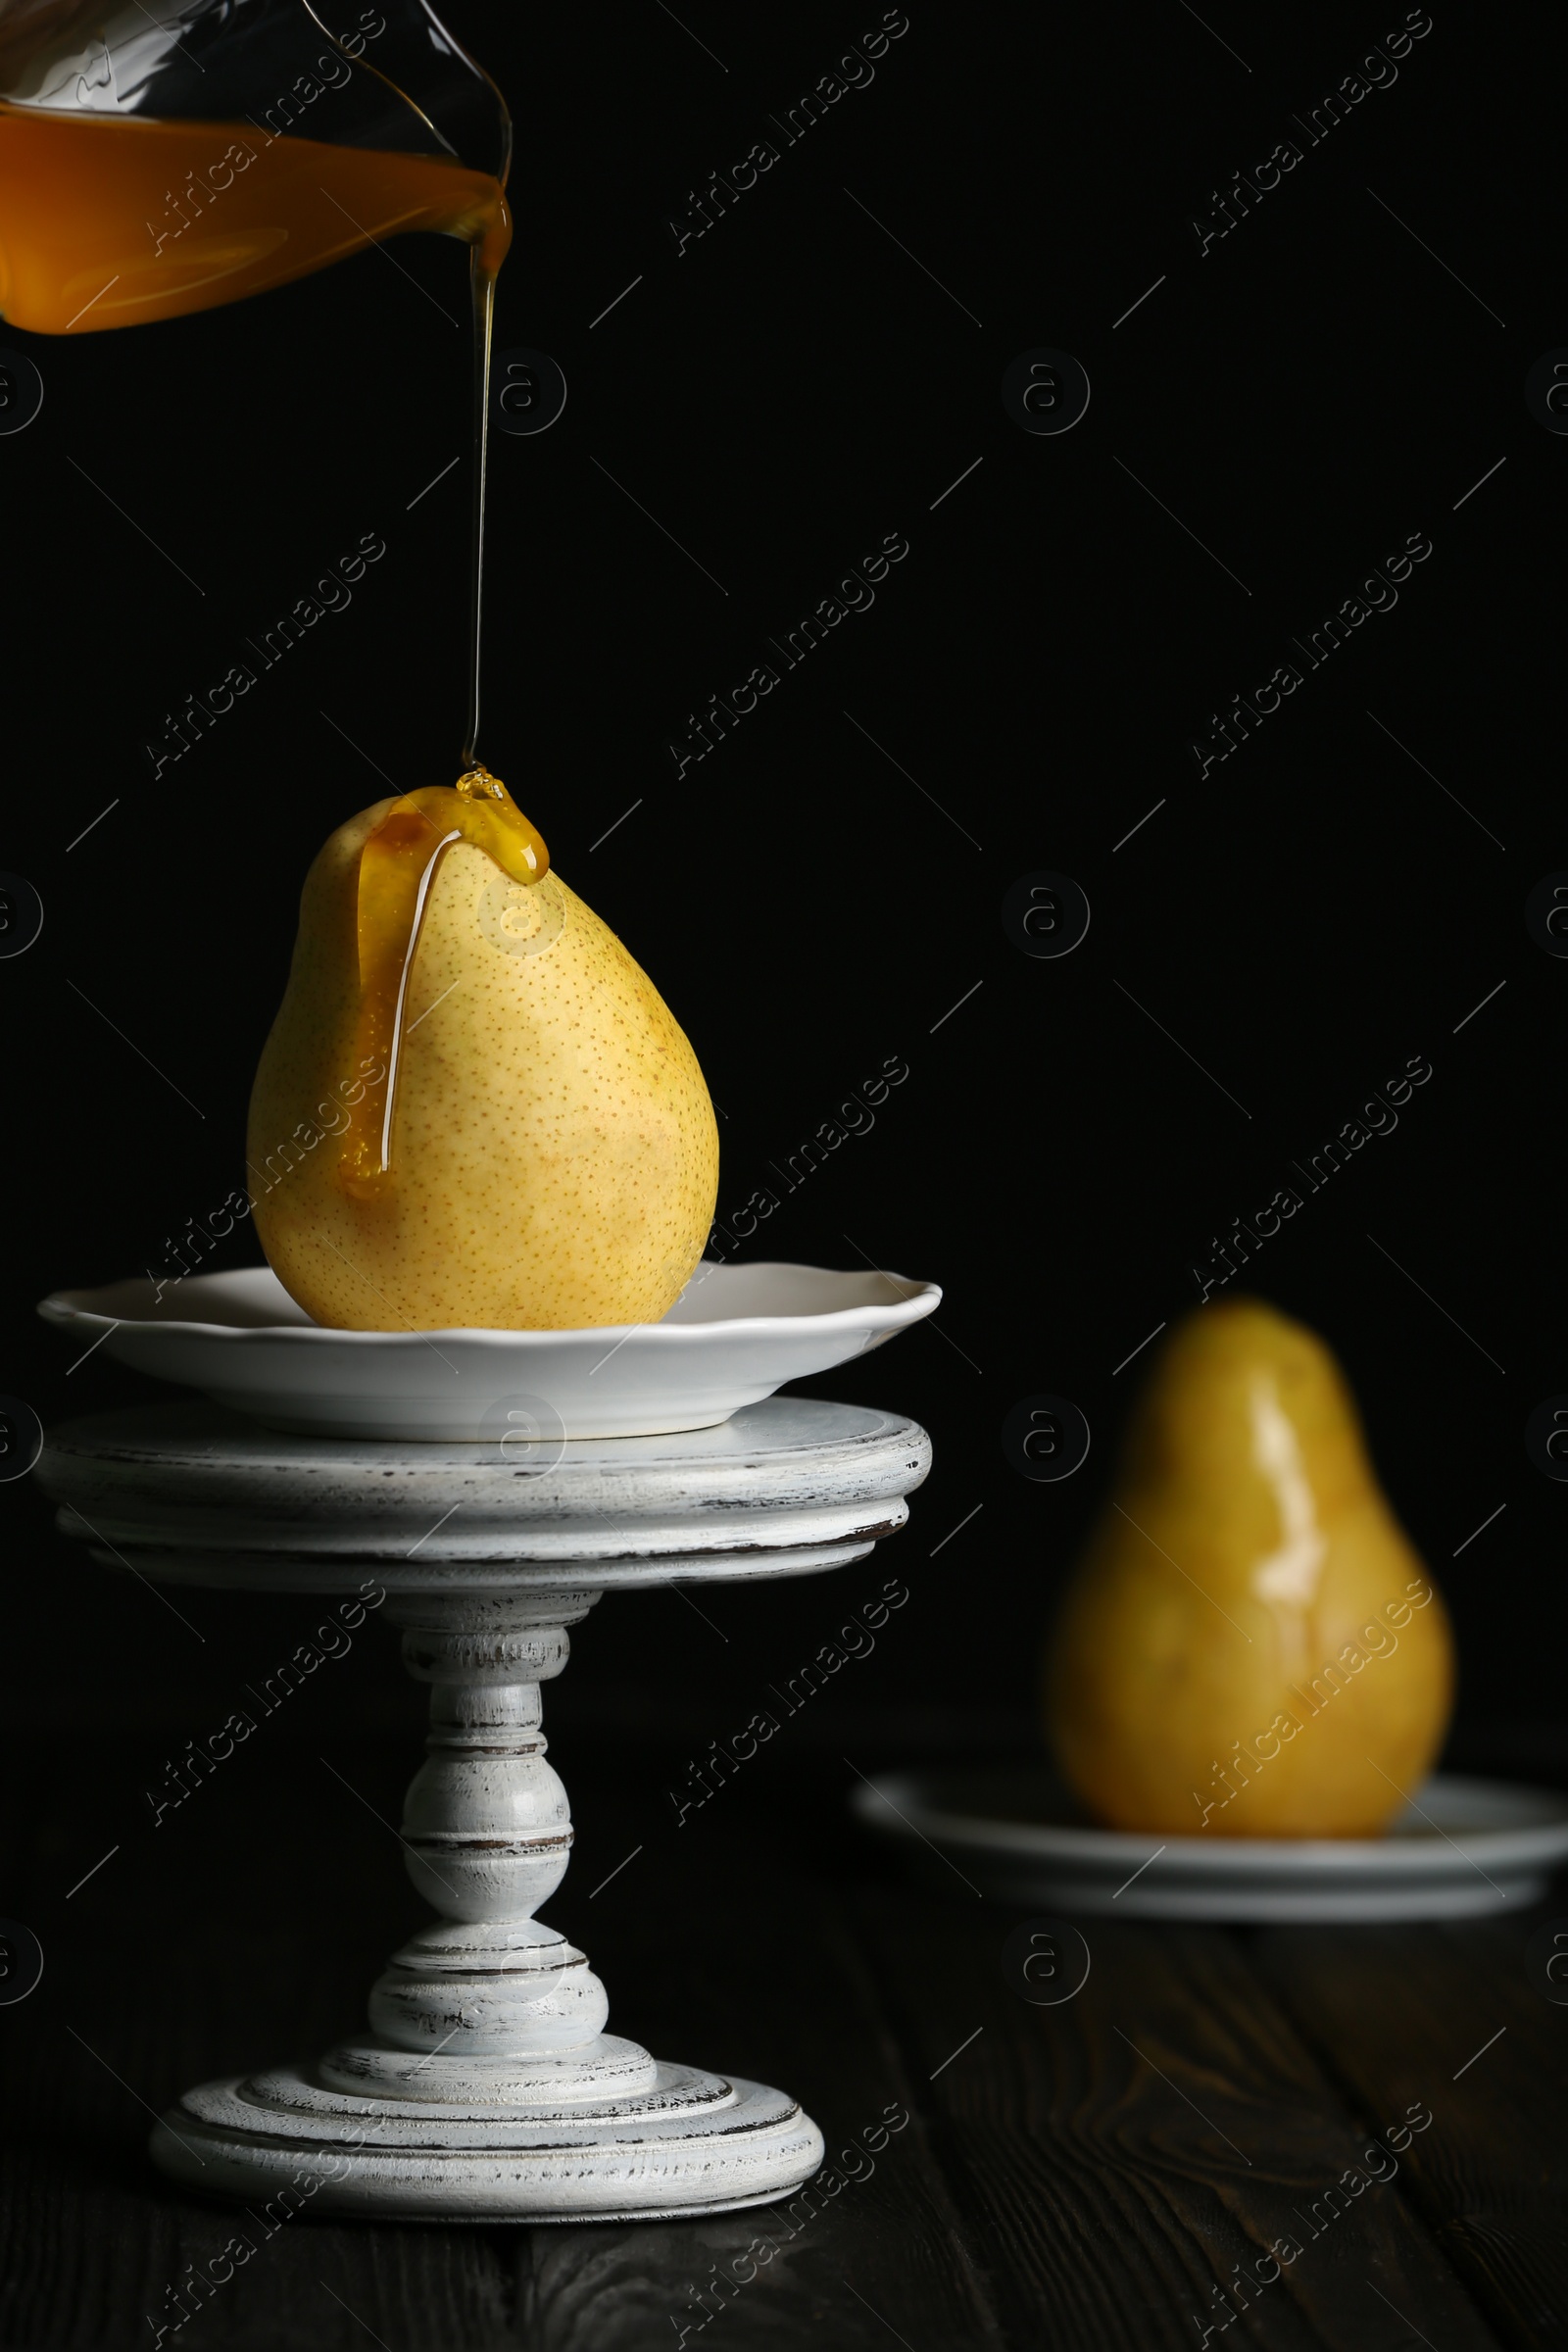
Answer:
[247, 772, 718, 1330]
[1044, 1298, 1454, 1838]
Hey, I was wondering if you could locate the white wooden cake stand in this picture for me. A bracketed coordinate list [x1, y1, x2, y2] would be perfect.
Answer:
[38, 1396, 930, 2223]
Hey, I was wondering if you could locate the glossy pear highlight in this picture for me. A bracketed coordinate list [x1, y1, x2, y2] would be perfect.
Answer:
[249, 780, 718, 1331]
[1044, 1299, 1454, 1838]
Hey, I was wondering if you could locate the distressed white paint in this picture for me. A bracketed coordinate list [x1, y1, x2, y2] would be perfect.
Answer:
[41, 1396, 931, 2220]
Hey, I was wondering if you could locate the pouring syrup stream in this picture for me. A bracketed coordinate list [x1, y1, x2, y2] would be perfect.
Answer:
[0, 75, 536, 1189]
[463, 248, 494, 770]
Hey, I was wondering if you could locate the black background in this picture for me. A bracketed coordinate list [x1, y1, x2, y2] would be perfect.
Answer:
[2, 0, 1560, 1809]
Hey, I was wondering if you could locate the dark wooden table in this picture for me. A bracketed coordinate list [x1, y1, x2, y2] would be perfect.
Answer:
[3, 1734, 1563, 2352]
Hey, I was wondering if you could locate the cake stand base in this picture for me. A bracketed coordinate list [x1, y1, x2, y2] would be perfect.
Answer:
[38, 1398, 931, 2226]
[153, 2060, 821, 2223]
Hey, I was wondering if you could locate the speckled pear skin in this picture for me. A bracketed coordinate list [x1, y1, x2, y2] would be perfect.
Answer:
[1043, 1299, 1455, 1838]
[248, 798, 718, 1330]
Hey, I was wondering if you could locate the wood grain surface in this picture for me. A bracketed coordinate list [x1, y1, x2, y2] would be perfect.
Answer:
[1258, 1923, 1568, 2351]
[1, 1737, 1560, 2351]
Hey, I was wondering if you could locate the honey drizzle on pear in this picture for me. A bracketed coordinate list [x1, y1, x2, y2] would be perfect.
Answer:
[340, 768, 548, 1196]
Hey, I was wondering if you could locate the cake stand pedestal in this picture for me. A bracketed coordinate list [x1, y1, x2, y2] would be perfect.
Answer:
[38, 1396, 930, 2223]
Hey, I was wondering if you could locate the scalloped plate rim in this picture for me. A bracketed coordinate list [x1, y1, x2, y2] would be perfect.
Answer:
[36, 1260, 943, 1347]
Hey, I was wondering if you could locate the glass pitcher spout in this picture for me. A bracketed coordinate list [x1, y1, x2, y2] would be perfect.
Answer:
[0, 0, 513, 770]
[0, 0, 510, 332]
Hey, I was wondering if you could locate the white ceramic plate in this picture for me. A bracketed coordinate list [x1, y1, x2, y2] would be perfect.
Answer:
[37, 1260, 941, 1442]
[852, 1766, 1568, 1922]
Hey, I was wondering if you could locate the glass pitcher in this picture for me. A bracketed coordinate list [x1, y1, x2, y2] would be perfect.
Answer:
[0, 0, 514, 763]
[0, 0, 510, 333]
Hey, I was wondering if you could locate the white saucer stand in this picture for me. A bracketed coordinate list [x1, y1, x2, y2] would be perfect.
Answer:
[39, 1396, 930, 2223]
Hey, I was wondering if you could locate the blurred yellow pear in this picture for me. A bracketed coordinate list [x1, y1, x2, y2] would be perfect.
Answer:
[1044, 1298, 1454, 1837]
[248, 772, 718, 1330]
